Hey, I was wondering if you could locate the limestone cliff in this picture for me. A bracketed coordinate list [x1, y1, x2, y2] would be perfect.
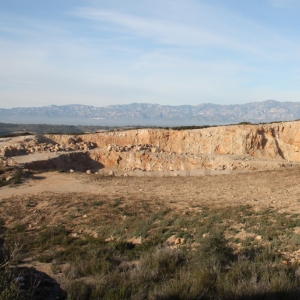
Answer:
[73, 121, 300, 161]
[4, 121, 300, 173]
[41, 121, 300, 172]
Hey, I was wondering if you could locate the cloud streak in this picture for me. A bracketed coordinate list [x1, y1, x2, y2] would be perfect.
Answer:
[72, 4, 300, 62]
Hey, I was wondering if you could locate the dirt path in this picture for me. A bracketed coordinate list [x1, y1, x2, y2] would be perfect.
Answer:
[0, 172, 100, 198]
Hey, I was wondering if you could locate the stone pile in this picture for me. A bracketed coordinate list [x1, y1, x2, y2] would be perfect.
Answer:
[0, 145, 27, 157]
[0, 141, 95, 158]
[106, 143, 161, 153]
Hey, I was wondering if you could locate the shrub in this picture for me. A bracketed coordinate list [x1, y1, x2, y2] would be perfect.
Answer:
[195, 230, 234, 270]
[0, 240, 21, 300]
[0, 269, 20, 300]
[134, 248, 186, 284]
[63, 281, 92, 300]
[11, 170, 22, 185]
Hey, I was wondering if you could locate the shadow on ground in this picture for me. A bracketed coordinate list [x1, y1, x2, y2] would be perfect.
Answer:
[23, 152, 104, 172]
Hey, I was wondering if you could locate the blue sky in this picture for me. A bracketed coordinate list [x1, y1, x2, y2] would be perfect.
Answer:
[1, 0, 300, 108]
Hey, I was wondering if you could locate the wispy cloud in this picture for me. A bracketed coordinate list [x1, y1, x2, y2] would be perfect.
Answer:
[72, 4, 300, 62]
[1, 0, 300, 108]
[72, 8, 228, 48]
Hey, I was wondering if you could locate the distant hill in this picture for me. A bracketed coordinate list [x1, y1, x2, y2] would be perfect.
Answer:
[0, 123, 113, 136]
[0, 100, 299, 126]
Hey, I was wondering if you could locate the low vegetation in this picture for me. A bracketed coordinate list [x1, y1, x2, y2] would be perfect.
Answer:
[0, 118, 292, 137]
[0, 167, 23, 188]
[169, 125, 215, 131]
[0, 122, 149, 136]
[0, 217, 21, 300]
[1, 190, 300, 299]
[0, 123, 113, 136]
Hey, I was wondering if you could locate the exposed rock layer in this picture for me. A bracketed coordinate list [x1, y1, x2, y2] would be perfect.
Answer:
[69, 122, 300, 162]
[42, 121, 300, 172]
[2, 121, 300, 173]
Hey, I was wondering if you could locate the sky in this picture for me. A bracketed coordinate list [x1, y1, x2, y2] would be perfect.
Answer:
[1, 0, 300, 108]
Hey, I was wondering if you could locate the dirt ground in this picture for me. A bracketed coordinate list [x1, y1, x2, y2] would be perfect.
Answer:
[1, 168, 300, 214]
[1, 167, 300, 277]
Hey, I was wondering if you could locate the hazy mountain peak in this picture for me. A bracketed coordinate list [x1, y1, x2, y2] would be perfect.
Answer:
[0, 100, 299, 126]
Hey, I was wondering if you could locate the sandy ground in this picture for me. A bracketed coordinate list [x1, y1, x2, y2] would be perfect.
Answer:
[1, 168, 300, 214]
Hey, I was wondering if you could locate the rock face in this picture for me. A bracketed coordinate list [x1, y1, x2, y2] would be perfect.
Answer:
[71, 121, 300, 171]
[73, 122, 300, 162]
[3, 121, 300, 173]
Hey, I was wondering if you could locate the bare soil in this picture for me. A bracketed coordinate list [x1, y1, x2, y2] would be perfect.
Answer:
[1, 168, 300, 214]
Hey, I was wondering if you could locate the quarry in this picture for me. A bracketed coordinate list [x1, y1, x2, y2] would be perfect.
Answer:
[2, 121, 300, 299]
[2, 120, 300, 175]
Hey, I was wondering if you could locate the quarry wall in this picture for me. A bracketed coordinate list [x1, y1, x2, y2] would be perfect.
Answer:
[3, 121, 300, 173]
[61, 121, 300, 162]
[40, 121, 300, 172]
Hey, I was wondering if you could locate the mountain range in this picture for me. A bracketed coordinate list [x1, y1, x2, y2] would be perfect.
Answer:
[0, 100, 299, 126]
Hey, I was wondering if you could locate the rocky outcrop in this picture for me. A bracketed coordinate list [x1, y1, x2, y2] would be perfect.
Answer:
[0, 139, 95, 158]
[0, 135, 96, 166]
[73, 121, 300, 162]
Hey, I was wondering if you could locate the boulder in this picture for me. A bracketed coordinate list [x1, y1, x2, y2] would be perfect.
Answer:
[175, 237, 184, 245]
[166, 235, 176, 245]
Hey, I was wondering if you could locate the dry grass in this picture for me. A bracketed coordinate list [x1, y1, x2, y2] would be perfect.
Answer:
[1, 168, 300, 299]
[1, 189, 300, 299]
